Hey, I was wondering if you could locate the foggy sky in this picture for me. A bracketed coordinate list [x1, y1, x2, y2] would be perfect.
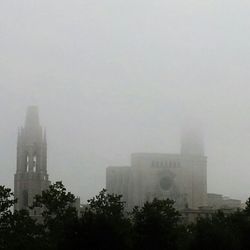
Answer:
[1, 0, 250, 202]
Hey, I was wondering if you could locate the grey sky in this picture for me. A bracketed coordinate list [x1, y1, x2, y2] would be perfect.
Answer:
[1, 0, 250, 202]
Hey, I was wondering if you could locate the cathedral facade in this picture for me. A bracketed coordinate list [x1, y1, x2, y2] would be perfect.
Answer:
[14, 106, 50, 213]
[106, 130, 207, 210]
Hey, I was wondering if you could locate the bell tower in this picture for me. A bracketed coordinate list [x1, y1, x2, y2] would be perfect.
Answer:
[14, 106, 50, 212]
[181, 127, 204, 156]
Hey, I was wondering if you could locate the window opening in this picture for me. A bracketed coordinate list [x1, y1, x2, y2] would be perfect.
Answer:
[26, 155, 29, 172]
[33, 155, 37, 172]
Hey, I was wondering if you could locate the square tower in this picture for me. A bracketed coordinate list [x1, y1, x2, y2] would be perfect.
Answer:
[14, 106, 50, 213]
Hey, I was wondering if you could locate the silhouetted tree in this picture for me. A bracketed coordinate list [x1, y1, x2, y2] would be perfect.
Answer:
[244, 197, 250, 215]
[0, 186, 44, 250]
[187, 211, 241, 250]
[79, 189, 132, 250]
[32, 181, 78, 250]
[131, 198, 181, 250]
[1, 210, 46, 250]
[0, 186, 16, 216]
[3, 182, 250, 250]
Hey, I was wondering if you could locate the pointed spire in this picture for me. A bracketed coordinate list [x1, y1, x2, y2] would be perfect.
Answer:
[43, 128, 47, 144]
[25, 106, 40, 129]
[17, 128, 21, 146]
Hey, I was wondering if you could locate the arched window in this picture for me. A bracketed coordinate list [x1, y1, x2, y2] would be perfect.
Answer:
[26, 154, 29, 172]
[33, 154, 37, 172]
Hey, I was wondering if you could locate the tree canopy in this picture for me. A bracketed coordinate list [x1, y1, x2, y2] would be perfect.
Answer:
[0, 182, 250, 250]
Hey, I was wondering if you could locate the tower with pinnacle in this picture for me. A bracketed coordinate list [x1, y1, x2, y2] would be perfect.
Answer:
[14, 106, 50, 212]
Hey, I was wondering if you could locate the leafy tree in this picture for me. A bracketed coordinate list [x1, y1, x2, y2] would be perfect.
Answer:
[87, 189, 125, 217]
[229, 200, 250, 250]
[3, 183, 250, 250]
[31, 181, 78, 250]
[131, 198, 181, 250]
[0, 210, 46, 250]
[32, 181, 77, 221]
[0, 185, 16, 249]
[0, 186, 44, 250]
[0, 186, 16, 215]
[79, 189, 132, 250]
[187, 211, 240, 250]
[244, 197, 250, 215]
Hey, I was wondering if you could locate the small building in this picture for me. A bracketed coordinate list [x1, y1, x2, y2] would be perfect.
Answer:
[180, 206, 239, 224]
[207, 193, 241, 210]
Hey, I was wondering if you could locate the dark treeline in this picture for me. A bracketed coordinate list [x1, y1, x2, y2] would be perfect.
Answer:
[1, 182, 250, 250]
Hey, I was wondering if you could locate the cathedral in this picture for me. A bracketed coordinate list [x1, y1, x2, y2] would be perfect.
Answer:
[106, 129, 207, 210]
[14, 106, 50, 213]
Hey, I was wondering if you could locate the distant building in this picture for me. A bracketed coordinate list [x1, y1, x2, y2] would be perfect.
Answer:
[181, 207, 238, 224]
[207, 193, 241, 210]
[14, 106, 50, 214]
[106, 129, 207, 210]
[106, 166, 131, 208]
[181, 193, 242, 224]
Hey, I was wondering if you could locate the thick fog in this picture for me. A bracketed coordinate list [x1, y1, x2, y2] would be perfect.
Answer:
[1, 0, 250, 202]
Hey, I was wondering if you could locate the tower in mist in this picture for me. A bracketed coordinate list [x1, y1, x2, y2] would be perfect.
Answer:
[14, 106, 50, 212]
[181, 127, 204, 156]
[107, 126, 207, 210]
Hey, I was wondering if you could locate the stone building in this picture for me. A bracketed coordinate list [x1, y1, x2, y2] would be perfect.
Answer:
[207, 193, 241, 210]
[14, 106, 50, 214]
[106, 129, 207, 210]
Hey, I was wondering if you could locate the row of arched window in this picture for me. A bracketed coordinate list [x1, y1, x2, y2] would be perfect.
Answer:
[25, 154, 37, 172]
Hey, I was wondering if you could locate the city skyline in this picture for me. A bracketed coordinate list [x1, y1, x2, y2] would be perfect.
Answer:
[3, 105, 245, 205]
[1, 0, 250, 203]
